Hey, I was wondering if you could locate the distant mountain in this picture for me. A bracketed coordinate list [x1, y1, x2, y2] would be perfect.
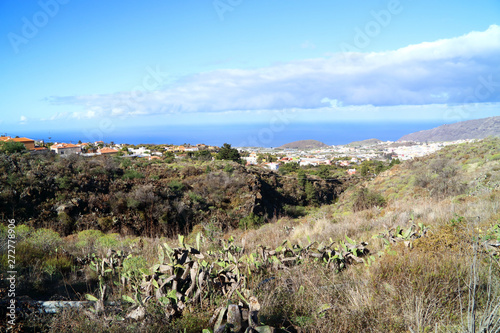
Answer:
[279, 140, 329, 149]
[344, 138, 382, 147]
[399, 117, 500, 142]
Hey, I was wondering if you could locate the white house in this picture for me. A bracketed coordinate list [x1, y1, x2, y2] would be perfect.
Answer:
[242, 156, 258, 165]
[265, 162, 280, 171]
[51, 143, 81, 156]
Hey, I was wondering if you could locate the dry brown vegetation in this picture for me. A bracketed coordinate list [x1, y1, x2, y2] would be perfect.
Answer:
[1, 138, 500, 332]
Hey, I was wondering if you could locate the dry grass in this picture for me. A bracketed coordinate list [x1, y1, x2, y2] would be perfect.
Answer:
[12, 138, 500, 332]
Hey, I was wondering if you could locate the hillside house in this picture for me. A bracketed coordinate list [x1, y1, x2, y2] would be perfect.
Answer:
[51, 143, 81, 155]
[242, 156, 258, 165]
[265, 162, 280, 171]
[99, 147, 119, 155]
[9, 137, 36, 150]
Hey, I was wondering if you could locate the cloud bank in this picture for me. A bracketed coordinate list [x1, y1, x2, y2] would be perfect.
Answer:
[49, 25, 500, 119]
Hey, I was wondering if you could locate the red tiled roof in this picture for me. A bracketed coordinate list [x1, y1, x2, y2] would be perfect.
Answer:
[11, 137, 34, 143]
[52, 143, 80, 149]
[99, 148, 118, 154]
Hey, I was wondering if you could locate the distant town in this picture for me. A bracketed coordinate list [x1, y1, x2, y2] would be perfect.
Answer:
[0, 134, 476, 176]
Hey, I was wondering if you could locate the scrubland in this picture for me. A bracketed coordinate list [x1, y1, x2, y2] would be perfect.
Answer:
[1, 137, 500, 332]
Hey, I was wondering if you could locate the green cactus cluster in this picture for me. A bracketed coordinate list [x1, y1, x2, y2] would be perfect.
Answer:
[84, 232, 371, 329]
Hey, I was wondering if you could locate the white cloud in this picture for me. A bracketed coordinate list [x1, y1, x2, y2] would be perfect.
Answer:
[48, 25, 500, 118]
[301, 41, 316, 49]
[20, 115, 27, 122]
[321, 98, 343, 108]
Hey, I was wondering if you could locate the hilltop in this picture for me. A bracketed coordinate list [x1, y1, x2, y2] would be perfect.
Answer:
[280, 139, 329, 149]
[344, 138, 382, 147]
[399, 116, 500, 142]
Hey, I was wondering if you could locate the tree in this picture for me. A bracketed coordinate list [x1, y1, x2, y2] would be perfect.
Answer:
[279, 162, 299, 175]
[0, 141, 26, 154]
[196, 150, 212, 161]
[317, 165, 330, 179]
[305, 181, 318, 206]
[216, 143, 241, 163]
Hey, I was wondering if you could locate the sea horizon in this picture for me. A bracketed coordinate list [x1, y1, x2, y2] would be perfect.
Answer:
[13, 121, 445, 148]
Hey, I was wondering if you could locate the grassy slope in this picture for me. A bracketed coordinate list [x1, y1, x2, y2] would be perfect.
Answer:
[3, 138, 500, 332]
[228, 138, 500, 332]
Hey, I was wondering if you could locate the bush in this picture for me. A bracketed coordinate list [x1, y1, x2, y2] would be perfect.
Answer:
[96, 233, 120, 251]
[75, 229, 104, 251]
[168, 180, 185, 193]
[488, 153, 500, 161]
[224, 163, 234, 174]
[43, 256, 73, 276]
[352, 188, 386, 212]
[0, 141, 26, 154]
[25, 228, 62, 253]
[56, 176, 73, 190]
[97, 216, 114, 231]
[279, 162, 299, 175]
[283, 204, 307, 218]
[122, 169, 145, 180]
[239, 212, 264, 230]
[188, 191, 205, 204]
[58, 211, 74, 234]
[216, 143, 241, 162]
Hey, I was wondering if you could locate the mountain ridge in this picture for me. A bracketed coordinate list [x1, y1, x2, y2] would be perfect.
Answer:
[399, 116, 500, 142]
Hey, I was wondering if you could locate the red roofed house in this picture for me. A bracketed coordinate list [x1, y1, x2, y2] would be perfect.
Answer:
[51, 143, 82, 155]
[98, 147, 118, 155]
[11, 137, 35, 150]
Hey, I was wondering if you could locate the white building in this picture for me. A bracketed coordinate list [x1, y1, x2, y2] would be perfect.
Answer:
[242, 156, 258, 165]
[265, 162, 280, 171]
[51, 143, 81, 156]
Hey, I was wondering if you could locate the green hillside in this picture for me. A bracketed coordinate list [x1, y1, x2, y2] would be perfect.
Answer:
[1, 138, 499, 332]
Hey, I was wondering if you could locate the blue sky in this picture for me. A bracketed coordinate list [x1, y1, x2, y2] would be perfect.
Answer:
[0, 0, 499, 144]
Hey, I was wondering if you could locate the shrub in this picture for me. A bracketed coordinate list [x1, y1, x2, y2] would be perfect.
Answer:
[43, 256, 73, 276]
[283, 204, 307, 218]
[14, 224, 31, 241]
[75, 229, 104, 250]
[168, 180, 185, 193]
[0, 141, 26, 154]
[25, 228, 62, 253]
[122, 169, 145, 180]
[56, 176, 73, 190]
[224, 163, 234, 174]
[58, 211, 74, 234]
[96, 233, 120, 251]
[488, 153, 500, 161]
[305, 181, 318, 206]
[122, 255, 149, 286]
[352, 187, 386, 212]
[216, 143, 241, 162]
[188, 191, 205, 204]
[239, 212, 264, 230]
[97, 216, 114, 231]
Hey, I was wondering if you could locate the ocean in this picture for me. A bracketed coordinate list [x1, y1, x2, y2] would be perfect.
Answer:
[21, 121, 444, 147]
